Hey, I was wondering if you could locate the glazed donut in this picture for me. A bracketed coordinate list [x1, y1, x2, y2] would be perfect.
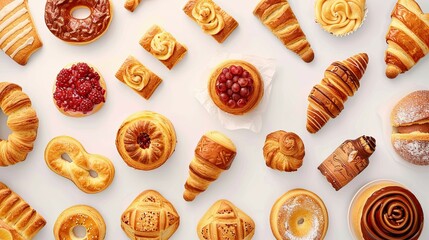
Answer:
[0, 82, 38, 166]
[44, 0, 113, 44]
[116, 111, 177, 170]
[54, 205, 106, 240]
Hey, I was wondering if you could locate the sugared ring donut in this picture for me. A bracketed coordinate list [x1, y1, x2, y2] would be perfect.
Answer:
[53, 205, 106, 240]
[44, 0, 113, 44]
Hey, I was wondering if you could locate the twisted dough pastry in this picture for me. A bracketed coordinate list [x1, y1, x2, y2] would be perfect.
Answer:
[0, 182, 46, 239]
[315, 0, 366, 36]
[150, 32, 176, 61]
[54, 205, 106, 240]
[44, 136, 115, 194]
[263, 131, 305, 172]
[124, 0, 141, 12]
[0, 82, 38, 166]
[116, 111, 176, 170]
[306, 53, 369, 133]
[198, 200, 255, 240]
[254, 0, 314, 62]
[385, 0, 429, 79]
[121, 190, 180, 240]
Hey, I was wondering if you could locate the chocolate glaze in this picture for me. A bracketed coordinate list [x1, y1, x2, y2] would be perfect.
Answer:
[397, 122, 429, 134]
[361, 186, 424, 240]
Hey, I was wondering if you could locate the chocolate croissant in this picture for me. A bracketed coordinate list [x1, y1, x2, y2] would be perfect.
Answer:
[183, 131, 236, 201]
[253, 0, 314, 62]
[385, 0, 429, 79]
[306, 53, 369, 133]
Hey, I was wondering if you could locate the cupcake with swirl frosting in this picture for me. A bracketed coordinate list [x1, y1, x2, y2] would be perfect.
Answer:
[315, 0, 366, 36]
[349, 180, 424, 240]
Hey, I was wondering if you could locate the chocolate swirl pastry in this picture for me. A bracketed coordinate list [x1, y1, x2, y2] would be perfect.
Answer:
[361, 186, 423, 240]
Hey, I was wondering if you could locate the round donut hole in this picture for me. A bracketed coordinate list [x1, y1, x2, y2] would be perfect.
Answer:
[298, 218, 304, 225]
[72, 225, 87, 238]
[61, 153, 73, 163]
[0, 112, 11, 141]
[89, 170, 98, 178]
[71, 6, 91, 19]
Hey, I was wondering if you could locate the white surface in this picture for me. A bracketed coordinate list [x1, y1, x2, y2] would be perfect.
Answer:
[1, 0, 429, 239]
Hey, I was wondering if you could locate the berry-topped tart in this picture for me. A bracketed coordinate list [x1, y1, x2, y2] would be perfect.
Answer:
[53, 63, 107, 117]
[208, 60, 264, 115]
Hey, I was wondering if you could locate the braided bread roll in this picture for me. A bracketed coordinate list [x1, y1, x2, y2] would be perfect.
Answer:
[183, 131, 236, 201]
[385, 0, 429, 79]
[254, 0, 314, 62]
[0, 82, 38, 166]
[306, 53, 369, 133]
[263, 131, 305, 172]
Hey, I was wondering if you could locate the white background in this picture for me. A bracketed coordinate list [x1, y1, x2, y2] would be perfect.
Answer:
[1, 0, 429, 239]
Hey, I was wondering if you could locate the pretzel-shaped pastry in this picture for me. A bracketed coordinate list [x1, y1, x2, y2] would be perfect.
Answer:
[44, 136, 115, 194]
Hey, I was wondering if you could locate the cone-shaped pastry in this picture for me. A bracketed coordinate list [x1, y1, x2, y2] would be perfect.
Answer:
[197, 199, 255, 240]
[318, 136, 376, 191]
[0, 0, 42, 65]
[183, 131, 236, 201]
[306, 53, 369, 133]
[385, 0, 429, 79]
[254, 0, 314, 62]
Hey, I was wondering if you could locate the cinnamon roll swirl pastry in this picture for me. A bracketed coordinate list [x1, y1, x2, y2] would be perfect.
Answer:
[349, 180, 424, 240]
[116, 111, 177, 170]
[183, 0, 238, 43]
[315, 0, 366, 36]
[263, 130, 305, 172]
[115, 56, 162, 100]
[140, 25, 187, 70]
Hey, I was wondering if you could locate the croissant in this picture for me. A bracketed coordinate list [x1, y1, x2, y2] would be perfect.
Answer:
[253, 0, 314, 62]
[385, 0, 429, 79]
[183, 131, 236, 201]
[306, 53, 369, 133]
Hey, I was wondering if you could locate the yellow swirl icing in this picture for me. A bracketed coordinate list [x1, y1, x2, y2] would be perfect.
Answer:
[191, 0, 225, 35]
[150, 32, 175, 60]
[124, 64, 149, 91]
[315, 0, 365, 35]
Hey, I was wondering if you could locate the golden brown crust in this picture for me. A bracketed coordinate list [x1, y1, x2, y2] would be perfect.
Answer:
[197, 199, 255, 240]
[116, 111, 177, 170]
[115, 55, 162, 100]
[44, 136, 115, 194]
[208, 60, 264, 115]
[124, 0, 141, 12]
[263, 130, 305, 172]
[121, 190, 180, 240]
[0, 182, 46, 239]
[183, 0, 238, 43]
[139, 25, 187, 70]
[385, 0, 429, 79]
[0, 82, 38, 166]
[270, 189, 328, 240]
[253, 0, 314, 62]
[183, 131, 236, 201]
[391, 90, 429, 127]
[306, 53, 369, 133]
[53, 205, 106, 240]
[0, 0, 43, 65]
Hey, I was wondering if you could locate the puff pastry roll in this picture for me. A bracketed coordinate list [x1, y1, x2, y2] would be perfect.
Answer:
[0, 182, 46, 239]
[116, 55, 162, 100]
[254, 0, 314, 62]
[139, 25, 187, 70]
[124, 0, 141, 12]
[385, 0, 429, 79]
[0, 0, 43, 65]
[183, 0, 238, 43]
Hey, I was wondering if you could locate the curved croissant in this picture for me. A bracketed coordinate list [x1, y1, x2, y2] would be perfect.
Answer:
[183, 131, 236, 201]
[306, 53, 369, 133]
[254, 0, 314, 62]
[385, 0, 429, 79]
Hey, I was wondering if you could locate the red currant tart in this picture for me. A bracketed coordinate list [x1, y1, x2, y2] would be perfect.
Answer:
[209, 60, 264, 115]
[53, 63, 107, 117]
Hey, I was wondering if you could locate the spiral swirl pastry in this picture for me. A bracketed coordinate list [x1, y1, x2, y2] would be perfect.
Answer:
[263, 131, 305, 172]
[123, 64, 150, 91]
[361, 186, 424, 240]
[191, 0, 225, 35]
[150, 32, 176, 60]
[315, 0, 366, 36]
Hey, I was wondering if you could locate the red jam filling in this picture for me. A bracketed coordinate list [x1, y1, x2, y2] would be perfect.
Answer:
[53, 63, 106, 114]
[215, 65, 254, 108]
[137, 132, 151, 149]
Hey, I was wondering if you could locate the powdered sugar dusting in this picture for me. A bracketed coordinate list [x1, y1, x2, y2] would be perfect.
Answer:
[395, 105, 429, 125]
[394, 140, 429, 165]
